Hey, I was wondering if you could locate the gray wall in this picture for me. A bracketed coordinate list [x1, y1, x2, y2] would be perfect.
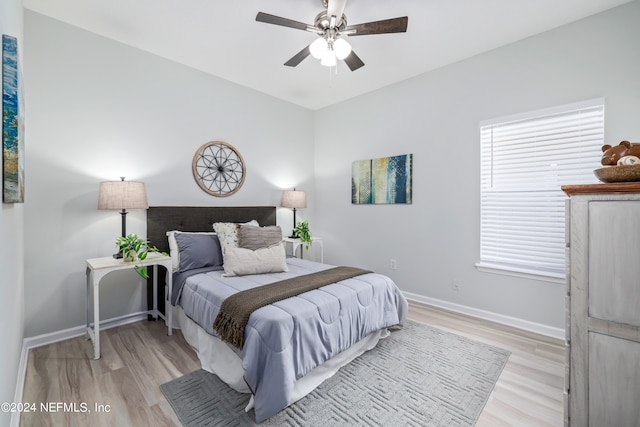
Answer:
[23, 11, 315, 337]
[313, 1, 640, 331]
[22, 2, 640, 342]
[0, 0, 24, 425]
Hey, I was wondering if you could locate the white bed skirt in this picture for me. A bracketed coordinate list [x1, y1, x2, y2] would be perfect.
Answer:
[174, 306, 386, 413]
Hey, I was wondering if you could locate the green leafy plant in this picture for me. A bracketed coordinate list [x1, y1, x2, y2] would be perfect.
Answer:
[293, 220, 312, 250]
[115, 234, 166, 278]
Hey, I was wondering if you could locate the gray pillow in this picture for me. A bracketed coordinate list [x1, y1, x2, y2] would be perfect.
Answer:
[174, 232, 223, 272]
[239, 225, 283, 250]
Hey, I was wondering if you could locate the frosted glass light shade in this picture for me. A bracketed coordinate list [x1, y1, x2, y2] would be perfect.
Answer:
[333, 38, 352, 60]
[320, 50, 337, 67]
[309, 38, 329, 59]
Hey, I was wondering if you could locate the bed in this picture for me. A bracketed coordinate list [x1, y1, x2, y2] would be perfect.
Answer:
[147, 206, 408, 422]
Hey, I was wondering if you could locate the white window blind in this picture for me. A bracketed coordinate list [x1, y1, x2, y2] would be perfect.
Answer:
[479, 100, 604, 281]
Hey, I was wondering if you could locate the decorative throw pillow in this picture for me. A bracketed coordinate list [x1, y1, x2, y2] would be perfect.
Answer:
[174, 232, 223, 273]
[239, 225, 283, 250]
[222, 242, 288, 277]
[213, 220, 259, 254]
[167, 230, 218, 271]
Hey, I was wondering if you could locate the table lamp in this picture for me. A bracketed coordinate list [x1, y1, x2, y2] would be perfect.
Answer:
[98, 177, 148, 258]
[281, 189, 306, 238]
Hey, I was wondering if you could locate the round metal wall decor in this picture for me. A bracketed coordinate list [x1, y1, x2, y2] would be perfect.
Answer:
[192, 141, 246, 197]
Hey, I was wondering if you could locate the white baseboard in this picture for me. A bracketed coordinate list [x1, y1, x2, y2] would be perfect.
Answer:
[404, 291, 565, 341]
[10, 342, 30, 427]
[10, 311, 149, 427]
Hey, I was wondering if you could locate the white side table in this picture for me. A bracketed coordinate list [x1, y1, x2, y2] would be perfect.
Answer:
[284, 237, 323, 263]
[85, 253, 173, 359]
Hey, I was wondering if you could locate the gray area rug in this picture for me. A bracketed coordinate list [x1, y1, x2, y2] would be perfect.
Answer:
[160, 320, 510, 426]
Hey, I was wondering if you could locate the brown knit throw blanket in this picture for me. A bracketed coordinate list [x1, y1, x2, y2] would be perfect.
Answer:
[213, 266, 372, 350]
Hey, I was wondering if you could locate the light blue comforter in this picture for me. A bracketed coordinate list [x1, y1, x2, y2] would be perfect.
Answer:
[174, 257, 408, 422]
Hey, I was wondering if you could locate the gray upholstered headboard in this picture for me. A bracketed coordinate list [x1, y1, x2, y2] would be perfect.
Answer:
[146, 206, 277, 253]
[145, 206, 277, 315]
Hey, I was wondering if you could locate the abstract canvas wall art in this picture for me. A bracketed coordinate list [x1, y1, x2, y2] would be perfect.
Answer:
[3, 34, 24, 203]
[352, 154, 413, 204]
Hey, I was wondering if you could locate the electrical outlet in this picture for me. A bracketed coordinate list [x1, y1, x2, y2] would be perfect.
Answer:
[390, 259, 397, 270]
[452, 280, 460, 291]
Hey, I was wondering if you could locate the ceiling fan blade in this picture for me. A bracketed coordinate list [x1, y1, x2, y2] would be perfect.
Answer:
[346, 16, 408, 36]
[256, 12, 311, 31]
[284, 45, 311, 67]
[343, 50, 364, 71]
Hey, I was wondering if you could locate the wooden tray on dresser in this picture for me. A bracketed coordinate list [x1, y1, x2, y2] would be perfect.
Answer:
[593, 164, 640, 183]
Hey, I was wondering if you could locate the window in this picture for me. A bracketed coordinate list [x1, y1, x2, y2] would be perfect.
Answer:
[478, 99, 604, 282]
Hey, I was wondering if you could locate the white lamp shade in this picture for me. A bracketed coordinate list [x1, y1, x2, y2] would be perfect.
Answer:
[98, 181, 148, 210]
[309, 38, 329, 59]
[281, 190, 307, 209]
[333, 38, 352, 60]
[320, 50, 337, 67]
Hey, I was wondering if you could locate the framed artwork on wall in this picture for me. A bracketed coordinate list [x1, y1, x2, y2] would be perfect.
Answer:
[352, 153, 413, 204]
[2, 34, 24, 203]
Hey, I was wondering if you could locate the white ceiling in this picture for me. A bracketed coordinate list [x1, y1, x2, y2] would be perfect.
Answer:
[24, 0, 632, 110]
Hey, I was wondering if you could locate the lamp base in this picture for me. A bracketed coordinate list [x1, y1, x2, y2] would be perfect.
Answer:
[114, 212, 128, 259]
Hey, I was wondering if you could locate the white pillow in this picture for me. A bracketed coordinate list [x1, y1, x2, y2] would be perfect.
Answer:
[166, 230, 217, 271]
[222, 242, 288, 277]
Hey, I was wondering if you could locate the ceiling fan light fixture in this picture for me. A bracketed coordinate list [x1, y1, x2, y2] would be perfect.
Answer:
[333, 38, 352, 60]
[309, 37, 329, 59]
[320, 50, 337, 67]
[256, 3, 408, 72]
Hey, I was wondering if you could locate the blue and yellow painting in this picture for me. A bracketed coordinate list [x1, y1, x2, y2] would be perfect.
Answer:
[352, 154, 413, 204]
[3, 34, 24, 203]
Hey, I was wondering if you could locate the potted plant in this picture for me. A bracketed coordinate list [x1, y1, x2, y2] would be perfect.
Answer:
[115, 233, 165, 278]
[293, 220, 312, 250]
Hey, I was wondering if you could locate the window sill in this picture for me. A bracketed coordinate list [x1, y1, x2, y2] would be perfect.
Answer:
[475, 262, 566, 285]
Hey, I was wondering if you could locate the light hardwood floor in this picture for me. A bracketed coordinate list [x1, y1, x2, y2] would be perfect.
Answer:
[20, 303, 565, 426]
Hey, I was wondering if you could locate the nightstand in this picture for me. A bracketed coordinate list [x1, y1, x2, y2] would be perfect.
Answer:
[85, 253, 173, 359]
[284, 237, 323, 263]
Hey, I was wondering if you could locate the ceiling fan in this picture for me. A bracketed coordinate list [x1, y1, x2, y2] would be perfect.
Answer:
[256, 0, 408, 71]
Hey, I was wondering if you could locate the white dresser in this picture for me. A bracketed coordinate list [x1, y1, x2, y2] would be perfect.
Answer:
[562, 182, 640, 427]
